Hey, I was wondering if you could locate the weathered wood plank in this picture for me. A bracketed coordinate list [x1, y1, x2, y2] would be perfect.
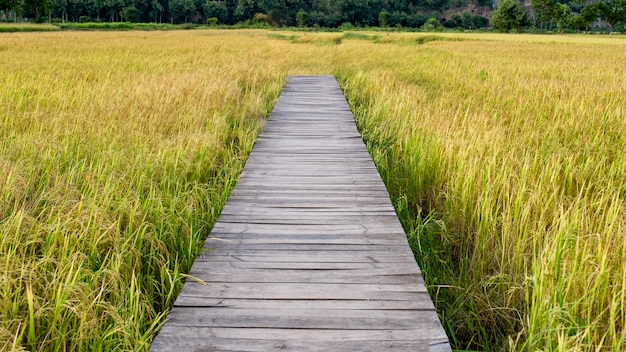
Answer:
[186, 269, 423, 284]
[209, 222, 406, 235]
[150, 76, 450, 351]
[193, 253, 416, 264]
[152, 332, 451, 352]
[203, 234, 409, 245]
[201, 243, 411, 251]
[151, 337, 451, 352]
[154, 326, 449, 342]
[175, 282, 429, 301]
[161, 307, 438, 330]
[173, 297, 435, 310]
[187, 260, 419, 271]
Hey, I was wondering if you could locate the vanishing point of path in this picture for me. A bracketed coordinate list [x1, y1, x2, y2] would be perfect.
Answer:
[150, 76, 451, 351]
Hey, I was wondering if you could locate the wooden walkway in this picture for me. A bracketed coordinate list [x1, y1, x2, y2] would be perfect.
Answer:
[150, 76, 451, 351]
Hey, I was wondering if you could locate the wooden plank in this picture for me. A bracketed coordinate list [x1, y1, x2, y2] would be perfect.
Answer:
[151, 338, 451, 352]
[152, 331, 450, 352]
[186, 260, 418, 271]
[161, 307, 437, 330]
[220, 206, 397, 214]
[213, 218, 401, 226]
[173, 297, 435, 310]
[203, 235, 409, 245]
[186, 269, 423, 284]
[154, 326, 448, 342]
[193, 253, 416, 264]
[200, 243, 411, 251]
[175, 282, 429, 301]
[209, 222, 406, 235]
[150, 76, 450, 351]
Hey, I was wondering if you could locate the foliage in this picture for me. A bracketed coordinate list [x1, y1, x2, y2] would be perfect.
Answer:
[296, 9, 307, 27]
[597, 0, 626, 32]
[120, 5, 139, 22]
[579, 3, 600, 32]
[422, 17, 443, 31]
[0, 22, 60, 30]
[169, 0, 196, 23]
[491, 0, 528, 32]
[22, 0, 53, 21]
[378, 10, 390, 27]
[203, 1, 228, 24]
[552, 2, 571, 33]
[4, 0, 623, 31]
[531, 0, 553, 29]
[339, 21, 354, 30]
[0, 0, 21, 22]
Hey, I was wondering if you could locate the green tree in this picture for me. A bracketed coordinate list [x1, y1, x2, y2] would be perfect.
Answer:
[378, 9, 390, 27]
[150, 0, 163, 22]
[119, 4, 138, 20]
[233, 0, 257, 22]
[295, 9, 307, 26]
[50, 0, 68, 21]
[340, 0, 373, 26]
[597, 0, 626, 32]
[261, 0, 304, 26]
[422, 17, 442, 31]
[461, 11, 474, 28]
[570, 13, 584, 31]
[103, 0, 127, 22]
[531, 0, 553, 30]
[406, 13, 427, 27]
[23, 0, 53, 21]
[389, 10, 406, 26]
[203, 0, 227, 23]
[308, 10, 324, 26]
[447, 12, 462, 28]
[578, 3, 600, 31]
[0, 0, 20, 22]
[552, 2, 571, 33]
[491, 0, 529, 32]
[169, 0, 195, 22]
[389, 0, 408, 11]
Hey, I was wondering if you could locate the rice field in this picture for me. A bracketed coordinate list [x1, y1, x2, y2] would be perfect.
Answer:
[1, 30, 625, 351]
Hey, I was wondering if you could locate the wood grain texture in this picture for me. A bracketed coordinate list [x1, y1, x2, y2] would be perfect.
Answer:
[150, 76, 450, 351]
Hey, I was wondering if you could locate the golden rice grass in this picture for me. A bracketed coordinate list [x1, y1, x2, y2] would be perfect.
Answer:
[1, 30, 625, 351]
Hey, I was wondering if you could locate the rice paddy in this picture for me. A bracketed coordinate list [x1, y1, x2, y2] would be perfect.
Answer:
[1, 30, 624, 351]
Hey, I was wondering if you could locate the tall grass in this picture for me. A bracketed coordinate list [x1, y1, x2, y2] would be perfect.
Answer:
[0, 23, 60, 32]
[335, 35, 626, 350]
[0, 30, 289, 351]
[1, 30, 625, 351]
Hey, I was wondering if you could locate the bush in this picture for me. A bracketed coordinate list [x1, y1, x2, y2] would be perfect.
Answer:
[378, 10, 391, 28]
[296, 10, 308, 27]
[422, 17, 443, 31]
[340, 22, 354, 30]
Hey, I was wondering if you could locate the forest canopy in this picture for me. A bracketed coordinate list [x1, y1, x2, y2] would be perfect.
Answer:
[2, 0, 493, 27]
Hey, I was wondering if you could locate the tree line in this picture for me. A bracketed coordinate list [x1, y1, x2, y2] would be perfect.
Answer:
[1, 0, 624, 31]
[491, 0, 625, 33]
[1, 0, 491, 27]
